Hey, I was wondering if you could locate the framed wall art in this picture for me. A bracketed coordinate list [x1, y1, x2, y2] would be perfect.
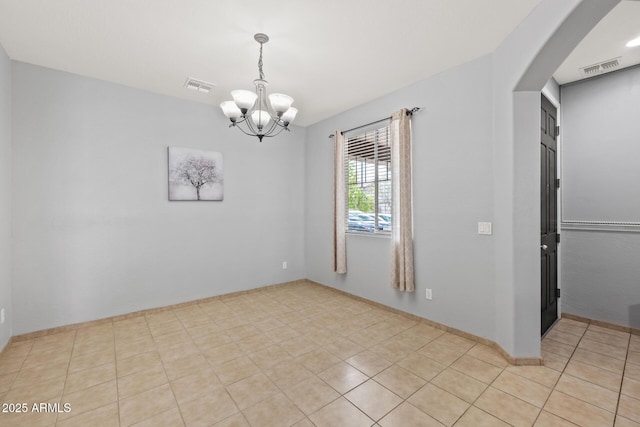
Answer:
[168, 147, 224, 201]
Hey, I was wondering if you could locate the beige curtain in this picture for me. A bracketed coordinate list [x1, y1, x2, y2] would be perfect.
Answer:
[390, 109, 414, 291]
[333, 131, 347, 274]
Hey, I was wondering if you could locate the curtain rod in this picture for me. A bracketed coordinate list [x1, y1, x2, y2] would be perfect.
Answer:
[328, 107, 421, 138]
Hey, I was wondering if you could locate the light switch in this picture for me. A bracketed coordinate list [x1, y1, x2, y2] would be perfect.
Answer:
[478, 222, 492, 235]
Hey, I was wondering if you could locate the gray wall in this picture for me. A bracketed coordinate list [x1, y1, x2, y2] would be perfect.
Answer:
[562, 231, 640, 328]
[561, 65, 640, 328]
[562, 66, 640, 222]
[11, 62, 306, 335]
[0, 43, 12, 349]
[305, 55, 497, 341]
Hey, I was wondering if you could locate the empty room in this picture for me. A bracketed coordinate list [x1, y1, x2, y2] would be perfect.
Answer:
[0, 0, 639, 426]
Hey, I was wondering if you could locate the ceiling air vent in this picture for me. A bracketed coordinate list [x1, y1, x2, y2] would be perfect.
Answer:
[582, 64, 601, 76]
[580, 57, 622, 78]
[184, 77, 215, 94]
[600, 58, 620, 71]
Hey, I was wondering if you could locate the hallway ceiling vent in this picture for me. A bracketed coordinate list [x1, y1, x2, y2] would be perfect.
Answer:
[579, 57, 622, 78]
[184, 77, 215, 94]
[600, 58, 621, 71]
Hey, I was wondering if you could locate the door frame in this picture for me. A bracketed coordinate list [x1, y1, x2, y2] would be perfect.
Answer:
[541, 85, 562, 321]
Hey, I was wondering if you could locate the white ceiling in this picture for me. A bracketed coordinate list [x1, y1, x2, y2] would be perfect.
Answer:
[0, 0, 543, 126]
[0, 1, 638, 126]
[554, 0, 640, 85]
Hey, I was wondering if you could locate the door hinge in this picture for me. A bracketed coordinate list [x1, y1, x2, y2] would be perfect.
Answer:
[555, 126, 560, 137]
[556, 178, 560, 189]
[556, 234, 561, 244]
[556, 288, 561, 298]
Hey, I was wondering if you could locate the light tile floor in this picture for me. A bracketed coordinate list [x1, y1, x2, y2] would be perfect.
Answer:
[0, 281, 638, 426]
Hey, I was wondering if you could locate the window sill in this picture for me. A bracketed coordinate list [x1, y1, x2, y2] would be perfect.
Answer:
[346, 231, 391, 238]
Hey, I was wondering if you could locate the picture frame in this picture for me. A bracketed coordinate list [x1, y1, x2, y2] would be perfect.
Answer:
[168, 147, 224, 201]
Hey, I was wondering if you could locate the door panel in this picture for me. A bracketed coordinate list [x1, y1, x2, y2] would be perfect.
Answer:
[541, 144, 548, 234]
[549, 149, 557, 233]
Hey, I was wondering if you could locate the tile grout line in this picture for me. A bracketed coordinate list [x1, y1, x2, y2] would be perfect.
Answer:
[368, 336, 508, 425]
[613, 332, 632, 423]
[452, 339, 564, 426]
[297, 306, 377, 422]
[434, 346, 503, 426]
[232, 299, 409, 424]
[530, 321, 587, 426]
[162, 310, 190, 427]
[343, 324, 445, 423]
[170, 305, 240, 425]
[117, 314, 174, 426]
[148, 294, 396, 422]
[289, 309, 418, 424]
[55, 328, 78, 426]
[241, 342, 324, 425]
[264, 301, 517, 425]
[106, 319, 120, 427]
[41, 327, 117, 426]
[543, 321, 636, 425]
[4, 340, 28, 396]
[211, 295, 332, 425]
[560, 331, 629, 394]
[180, 306, 251, 427]
[469, 361, 509, 421]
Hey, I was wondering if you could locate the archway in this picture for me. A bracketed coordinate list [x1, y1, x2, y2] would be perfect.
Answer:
[491, 0, 620, 358]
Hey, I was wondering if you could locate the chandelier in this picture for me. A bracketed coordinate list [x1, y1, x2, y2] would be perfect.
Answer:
[220, 33, 298, 142]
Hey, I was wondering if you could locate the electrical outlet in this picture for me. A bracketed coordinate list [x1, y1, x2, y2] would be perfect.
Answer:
[282, 261, 287, 269]
[1, 308, 4, 324]
[425, 289, 432, 300]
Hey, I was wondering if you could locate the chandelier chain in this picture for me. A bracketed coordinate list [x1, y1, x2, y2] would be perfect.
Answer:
[258, 42, 265, 80]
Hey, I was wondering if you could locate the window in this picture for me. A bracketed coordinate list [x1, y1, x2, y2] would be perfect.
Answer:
[345, 125, 391, 233]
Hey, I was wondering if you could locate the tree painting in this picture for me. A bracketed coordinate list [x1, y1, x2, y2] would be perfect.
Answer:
[168, 147, 224, 201]
[174, 156, 218, 200]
